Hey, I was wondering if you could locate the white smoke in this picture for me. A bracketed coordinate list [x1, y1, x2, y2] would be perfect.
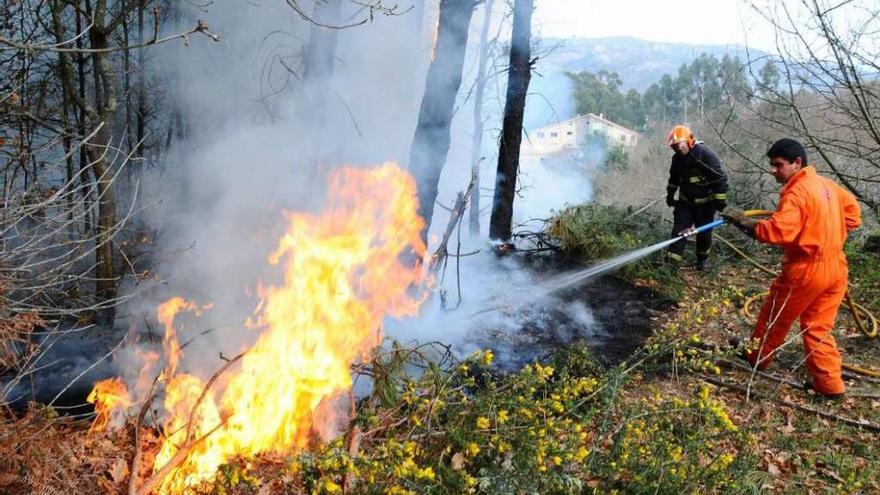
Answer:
[120, 1, 604, 371]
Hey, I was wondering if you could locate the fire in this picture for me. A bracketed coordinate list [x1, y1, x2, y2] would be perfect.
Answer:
[88, 346, 160, 434]
[87, 377, 132, 434]
[89, 163, 427, 493]
[157, 297, 209, 377]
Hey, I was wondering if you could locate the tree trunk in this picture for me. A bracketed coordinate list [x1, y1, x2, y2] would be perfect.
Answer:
[408, 0, 476, 243]
[302, 0, 342, 123]
[52, 0, 120, 316]
[488, 0, 533, 242]
[468, 0, 495, 237]
[74, 4, 93, 234]
[410, 0, 426, 37]
[88, 21, 121, 314]
[300, 0, 343, 166]
[136, 0, 146, 156]
[87, 124, 119, 311]
[123, 2, 133, 157]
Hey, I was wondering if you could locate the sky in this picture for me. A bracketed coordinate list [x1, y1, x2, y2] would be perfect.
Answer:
[530, 0, 778, 52]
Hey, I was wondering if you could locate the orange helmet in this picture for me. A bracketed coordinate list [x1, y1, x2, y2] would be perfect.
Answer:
[667, 125, 695, 148]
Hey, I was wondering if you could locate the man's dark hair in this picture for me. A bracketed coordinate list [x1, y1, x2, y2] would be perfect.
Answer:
[767, 138, 808, 165]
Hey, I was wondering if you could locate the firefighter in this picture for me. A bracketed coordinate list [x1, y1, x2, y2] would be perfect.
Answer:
[665, 125, 729, 271]
[723, 138, 861, 398]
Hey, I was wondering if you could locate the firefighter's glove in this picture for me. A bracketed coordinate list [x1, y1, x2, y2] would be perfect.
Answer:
[713, 199, 727, 212]
[666, 194, 677, 208]
[722, 208, 758, 238]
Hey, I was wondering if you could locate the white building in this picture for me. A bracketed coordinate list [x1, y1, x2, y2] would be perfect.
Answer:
[522, 113, 640, 156]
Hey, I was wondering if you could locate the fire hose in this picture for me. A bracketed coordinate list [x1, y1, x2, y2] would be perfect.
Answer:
[686, 209, 880, 378]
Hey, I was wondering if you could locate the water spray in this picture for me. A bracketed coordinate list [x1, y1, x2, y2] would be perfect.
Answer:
[472, 218, 726, 318]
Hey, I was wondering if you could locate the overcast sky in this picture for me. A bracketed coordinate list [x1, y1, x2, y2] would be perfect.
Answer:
[530, 0, 778, 51]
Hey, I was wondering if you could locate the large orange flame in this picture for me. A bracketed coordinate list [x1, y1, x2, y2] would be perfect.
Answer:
[90, 163, 427, 493]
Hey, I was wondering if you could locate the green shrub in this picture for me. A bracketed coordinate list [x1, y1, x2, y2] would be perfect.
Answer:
[547, 204, 684, 298]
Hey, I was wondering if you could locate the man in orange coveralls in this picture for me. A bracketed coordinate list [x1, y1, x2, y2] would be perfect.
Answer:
[723, 138, 861, 398]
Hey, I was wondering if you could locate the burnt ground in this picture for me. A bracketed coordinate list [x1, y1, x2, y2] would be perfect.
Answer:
[474, 253, 675, 372]
[1, 323, 123, 416]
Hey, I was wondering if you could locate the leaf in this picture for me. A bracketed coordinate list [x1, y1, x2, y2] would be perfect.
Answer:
[109, 458, 128, 484]
[780, 411, 795, 433]
[451, 452, 465, 470]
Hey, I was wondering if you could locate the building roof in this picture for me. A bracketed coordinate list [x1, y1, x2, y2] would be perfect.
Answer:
[533, 113, 639, 136]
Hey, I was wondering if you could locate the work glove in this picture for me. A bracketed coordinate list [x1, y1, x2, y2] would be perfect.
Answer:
[722, 208, 759, 238]
[666, 195, 677, 207]
[713, 200, 727, 212]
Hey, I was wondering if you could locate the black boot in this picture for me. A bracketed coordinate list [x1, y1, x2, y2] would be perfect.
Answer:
[696, 257, 709, 271]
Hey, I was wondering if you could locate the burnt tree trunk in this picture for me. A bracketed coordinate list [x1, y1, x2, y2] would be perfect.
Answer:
[488, 0, 533, 243]
[468, 0, 495, 237]
[409, 0, 475, 243]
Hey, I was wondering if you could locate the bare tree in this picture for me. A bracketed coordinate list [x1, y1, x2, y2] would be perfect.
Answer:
[488, 0, 533, 243]
[408, 0, 477, 244]
[742, 0, 880, 214]
[0, 0, 218, 325]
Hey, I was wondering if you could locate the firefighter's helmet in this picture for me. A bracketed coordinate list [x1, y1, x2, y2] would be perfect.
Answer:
[667, 125, 695, 148]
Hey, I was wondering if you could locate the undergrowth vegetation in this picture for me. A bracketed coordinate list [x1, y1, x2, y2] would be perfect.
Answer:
[195, 340, 755, 495]
[547, 203, 685, 298]
[4, 207, 880, 494]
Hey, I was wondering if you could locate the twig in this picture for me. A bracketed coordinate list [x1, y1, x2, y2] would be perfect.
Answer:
[129, 376, 159, 495]
[429, 166, 478, 274]
[185, 351, 246, 442]
[0, 21, 220, 53]
[47, 334, 126, 407]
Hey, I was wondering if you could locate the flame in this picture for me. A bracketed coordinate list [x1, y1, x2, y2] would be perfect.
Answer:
[87, 377, 132, 434]
[88, 346, 160, 434]
[89, 163, 427, 493]
[157, 297, 209, 377]
[430, 18, 440, 62]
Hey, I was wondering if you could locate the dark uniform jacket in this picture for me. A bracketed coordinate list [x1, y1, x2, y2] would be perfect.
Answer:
[666, 143, 729, 207]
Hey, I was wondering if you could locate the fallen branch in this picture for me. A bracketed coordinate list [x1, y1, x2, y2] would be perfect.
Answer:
[131, 352, 244, 495]
[718, 357, 880, 399]
[343, 389, 361, 493]
[134, 420, 227, 495]
[699, 374, 880, 433]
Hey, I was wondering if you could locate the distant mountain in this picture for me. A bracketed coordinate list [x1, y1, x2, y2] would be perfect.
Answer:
[524, 36, 768, 129]
[536, 36, 768, 91]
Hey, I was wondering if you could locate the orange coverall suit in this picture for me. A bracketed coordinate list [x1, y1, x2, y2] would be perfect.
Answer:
[747, 166, 861, 395]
